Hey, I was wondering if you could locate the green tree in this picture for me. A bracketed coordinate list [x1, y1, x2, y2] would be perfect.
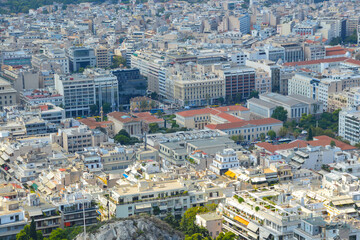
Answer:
[114, 135, 130, 145]
[90, 104, 98, 115]
[111, 55, 127, 68]
[47, 228, 67, 240]
[249, 90, 259, 99]
[150, 101, 156, 109]
[216, 232, 236, 240]
[102, 102, 111, 114]
[260, 133, 266, 142]
[16, 221, 43, 240]
[307, 127, 313, 141]
[267, 130, 276, 140]
[164, 213, 179, 229]
[234, 93, 242, 103]
[271, 106, 288, 122]
[330, 140, 336, 148]
[180, 206, 214, 236]
[279, 127, 288, 138]
[218, 97, 225, 105]
[149, 123, 159, 133]
[117, 129, 130, 138]
[150, 92, 159, 100]
[140, 100, 149, 111]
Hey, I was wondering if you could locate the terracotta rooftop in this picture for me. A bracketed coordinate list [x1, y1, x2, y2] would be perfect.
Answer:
[176, 105, 249, 121]
[325, 46, 348, 56]
[79, 118, 113, 129]
[256, 135, 356, 153]
[108, 112, 140, 123]
[132, 112, 164, 123]
[283, 57, 348, 67]
[205, 118, 282, 130]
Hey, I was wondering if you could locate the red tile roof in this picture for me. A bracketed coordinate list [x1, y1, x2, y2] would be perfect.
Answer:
[176, 105, 249, 118]
[79, 118, 113, 129]
[325, 46, 348, 56]
[206, 118, 282, 130]
[256, 135, 356, 153]
[108, 112, 140, 123]
[132, 112, 164, 123]
[344, 58, 360, 66]
[283, 57, 348, 67]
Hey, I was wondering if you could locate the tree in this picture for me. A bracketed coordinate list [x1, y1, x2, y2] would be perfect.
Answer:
[150, 101, 156, 109]
[90, 104, 98, 115]
[102, 103, 111, 114]
[118, 129, 130, 138]
[149, 123, 159, 133]
[249, 90, 259, 99]
[330, 140, 336, 148]
[307, 127, 313, 141]
[260, 133, 266, 142]
[234, 93, 242, 103]
[267, 130, 276, 140]
[140, 100, 149, 111]
[293, 129, 301, 139]
[16, 222, 43, 240]
[271, 106, 288, 122]
[180, 206, 214, 236]
[216, 232, 236, 240]
[111, 55, 127, 68]
[47, 228, 67, 240]
[164, 213, 178, 229]
[279, 127, 288, 138]
[218, 97, 225, 105]
[150, 92, 158, 100]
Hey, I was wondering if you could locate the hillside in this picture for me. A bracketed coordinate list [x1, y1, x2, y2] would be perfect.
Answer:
[75, 216, 184, 240]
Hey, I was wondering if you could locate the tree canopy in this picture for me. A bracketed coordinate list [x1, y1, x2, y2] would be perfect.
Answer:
[271, 106, 288, 122]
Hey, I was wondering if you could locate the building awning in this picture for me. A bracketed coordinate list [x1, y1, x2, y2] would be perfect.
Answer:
[225, 170, 236, 178]
[247, 231, 258, 239]
[247, 222, 259, 232]
[332, 199, 354, 206]
[135, 204, 152, 210]
[234, 216, 249, 226]
[251, 177, 266, 183]
[28, 209, 43, 217]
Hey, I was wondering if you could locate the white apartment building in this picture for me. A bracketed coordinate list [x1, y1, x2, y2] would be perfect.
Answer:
[54, 74, 95, 118]
[103, 179, 232, 219]
[288, 73, 320, 100]
[131, 50, 165, 94]
[210, 148, 240, 175]
[0, 201, 27, 240]
[84, 68, 119, 111]
[339, 107, 360, 145]
[0, 77, 17, 110]
[32, 48, 69, 74]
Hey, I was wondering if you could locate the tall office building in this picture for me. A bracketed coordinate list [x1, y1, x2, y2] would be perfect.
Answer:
[66, 47, 96, 72]
[54, 74, 95, 117]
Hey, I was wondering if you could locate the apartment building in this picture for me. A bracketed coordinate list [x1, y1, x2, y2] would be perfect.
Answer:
[99, 146, 135, 173]
[0, 200, 27, 240]
[288, 73, 319, 100]
[25, 194, 61, 238]
[104, 178, 231, 219]
[84, 68, 119, 111]
[32, 48, 69, 74]
[54, 74, 95, 117]
[131, 50, 165, 93]
[95, 45, 111, 69]
[52, 193, 98, 228]
[50, 125, 107, 153]
[339, 107, 360, 145]
[209, 148, 240, 175]
[303, 44, 326, 61]
[0, 77, 17, 110]
[213, 64, 255, 101]
[21, 89, 63, 106]
[172, 71, 225, 107]
[219, 189, 305, 240]
[254, 69, 271, 94]
[246, 60, 282, 94]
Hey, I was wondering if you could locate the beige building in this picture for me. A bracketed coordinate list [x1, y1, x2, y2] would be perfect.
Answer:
[172, 71, 225, 107]
[50, 125, 107, 153]
[328, 92, 348, 112]
[95, 45, 111, 68]
[175, 105, 250, 130]
[0, 77, 17, 109]
[255, 69, 271, 94]
[195, 213, 223, 239]
[108, 112, 142, 136]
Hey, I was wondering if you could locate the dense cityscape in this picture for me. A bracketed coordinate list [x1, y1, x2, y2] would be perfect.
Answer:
[1, 0, 360, 239]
